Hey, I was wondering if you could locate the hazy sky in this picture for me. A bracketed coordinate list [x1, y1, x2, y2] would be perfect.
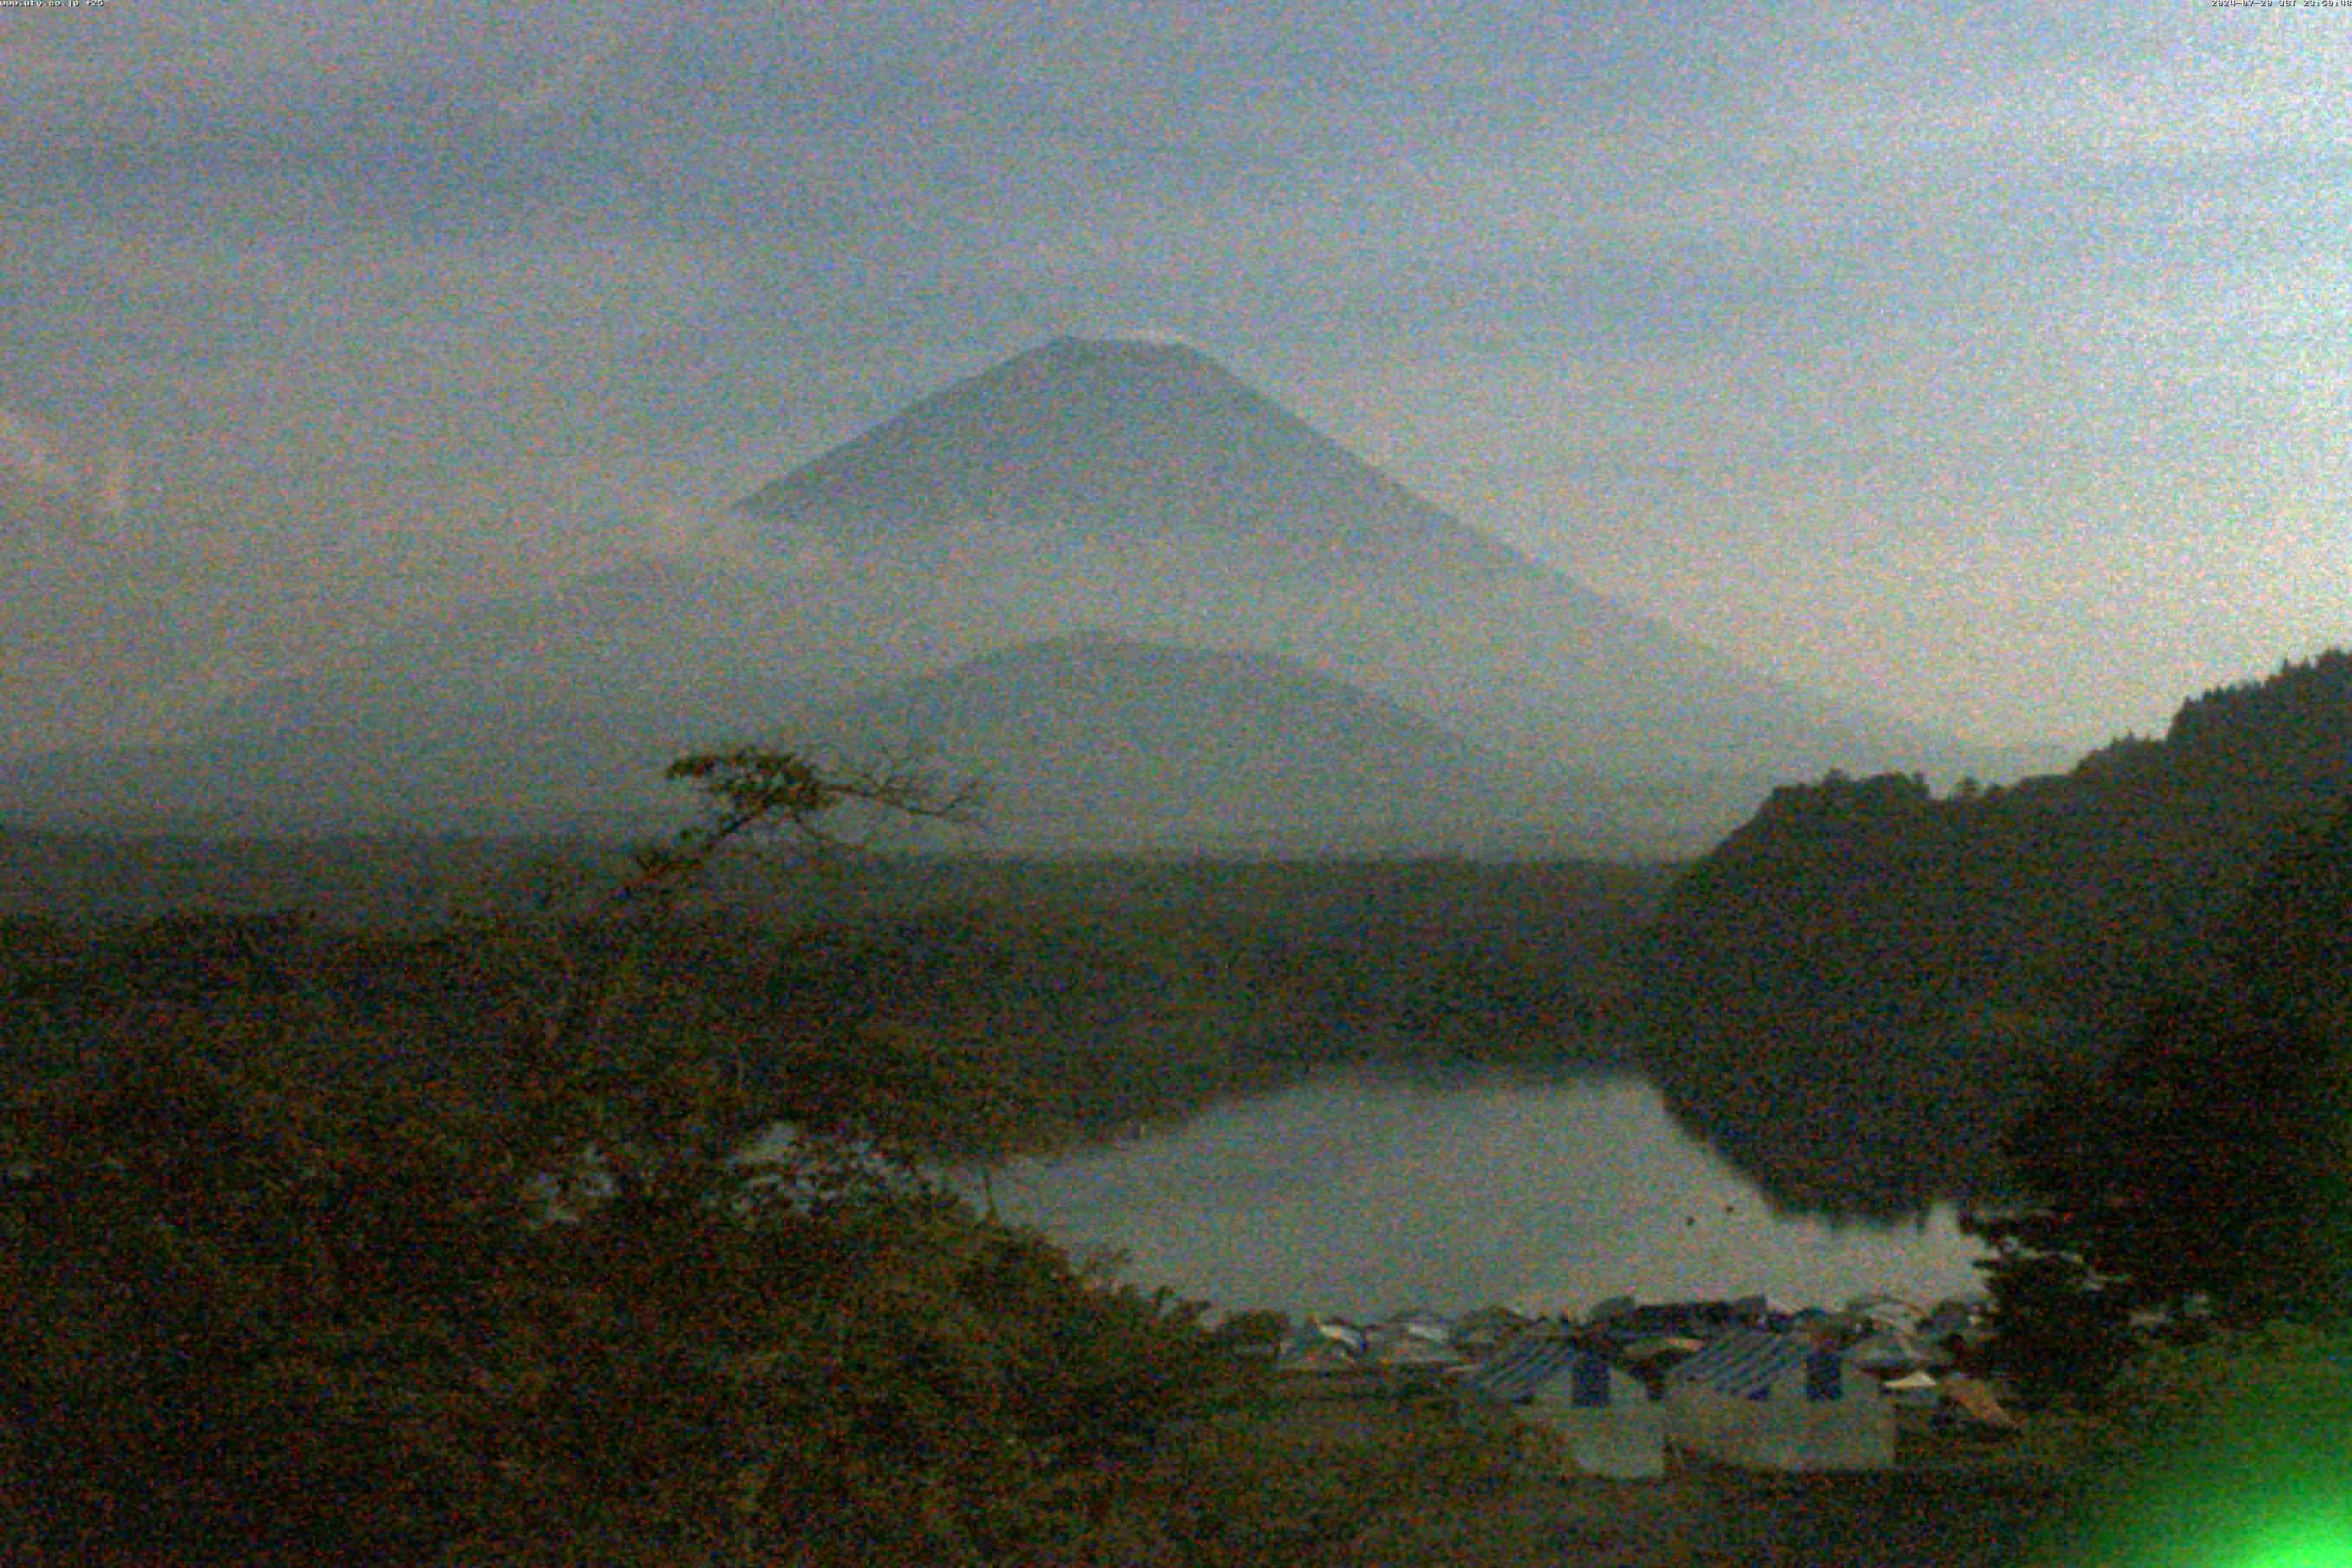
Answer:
[4, 0, 2347, 753]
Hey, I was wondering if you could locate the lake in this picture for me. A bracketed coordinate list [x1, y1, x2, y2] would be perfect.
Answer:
[952, 1068, 1990, 1320]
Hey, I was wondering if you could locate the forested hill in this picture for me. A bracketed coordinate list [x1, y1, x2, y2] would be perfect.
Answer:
[1636, 648, 2352, 1213]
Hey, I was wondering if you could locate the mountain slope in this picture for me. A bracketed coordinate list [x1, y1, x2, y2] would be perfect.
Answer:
[795, 633, 1629, 854]
[739, 335, 1956, 782]
[204, 557, 856, 739]
[0, 632, 1639, 853]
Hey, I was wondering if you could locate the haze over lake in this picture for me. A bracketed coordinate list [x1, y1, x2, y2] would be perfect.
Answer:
[956, 1068, 1989, 1321]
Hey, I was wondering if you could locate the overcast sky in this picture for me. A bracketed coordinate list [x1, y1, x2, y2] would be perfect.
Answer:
[4, 0, 2347, 753]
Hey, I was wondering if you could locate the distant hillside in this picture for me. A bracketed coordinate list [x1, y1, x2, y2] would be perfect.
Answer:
[201, 557, 860, 739]
[794, 632, 1634, 854]
[1636, 648, 2352, 1213]
[0, 628, 1651, 854]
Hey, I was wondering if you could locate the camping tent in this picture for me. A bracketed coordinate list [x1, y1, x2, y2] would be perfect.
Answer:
[1665, 1331, 1894, 1472]
[1467, 1338, 1665, 1480]
[1275, 1318, 1365, 1374]
[1366, 1308, 1463, 1368]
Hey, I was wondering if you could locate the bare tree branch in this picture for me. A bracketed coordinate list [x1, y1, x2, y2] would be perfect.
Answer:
[511, 746, 986, 1119]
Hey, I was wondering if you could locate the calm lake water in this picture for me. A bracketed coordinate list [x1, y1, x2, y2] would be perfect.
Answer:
[952, 1069, 1989, 1320]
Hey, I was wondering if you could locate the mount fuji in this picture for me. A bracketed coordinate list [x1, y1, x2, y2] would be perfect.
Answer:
[0, 336, 1962, 850]
[733, 335, 1951, 778]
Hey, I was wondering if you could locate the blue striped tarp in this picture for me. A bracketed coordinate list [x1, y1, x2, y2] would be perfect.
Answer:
[1467, 1338, 1641, 1406]
[1670, 1331, 1847, 1402]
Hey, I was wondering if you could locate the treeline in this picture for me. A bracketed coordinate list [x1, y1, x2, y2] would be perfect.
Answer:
[1637, 648, 2352, 1213]
[1981, 790, 2352, 1385]
[0, 851, 1677, 1161]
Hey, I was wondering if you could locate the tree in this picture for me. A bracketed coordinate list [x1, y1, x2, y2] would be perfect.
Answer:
[1970, 795, 2352, 1402]
[1, 748, 1237, 1565]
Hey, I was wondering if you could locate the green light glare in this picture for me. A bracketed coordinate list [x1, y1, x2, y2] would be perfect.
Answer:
[2238, 1511, 2352, 1568]
[2033, 1325, 2352, 1568]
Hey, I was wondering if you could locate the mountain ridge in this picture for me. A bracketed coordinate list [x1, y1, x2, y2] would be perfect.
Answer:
[0, 631, 1648, 854]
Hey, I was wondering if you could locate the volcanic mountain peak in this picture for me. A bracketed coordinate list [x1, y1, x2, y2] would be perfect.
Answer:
[736, 336, 1526, 575]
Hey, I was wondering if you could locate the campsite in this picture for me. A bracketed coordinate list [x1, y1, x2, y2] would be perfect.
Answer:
[1233, 1291, 2050, 1566]
[1265, 1289, 2018, 1463]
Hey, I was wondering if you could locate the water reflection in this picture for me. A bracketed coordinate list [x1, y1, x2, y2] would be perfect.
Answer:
[953, 1068, 1988, 1318]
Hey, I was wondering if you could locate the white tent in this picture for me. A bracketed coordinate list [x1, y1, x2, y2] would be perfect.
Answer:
[1467, 1338, 1665, 1481]
[1883, 1368, 1943, 1406]
[1665, 1331, 1894, 1472]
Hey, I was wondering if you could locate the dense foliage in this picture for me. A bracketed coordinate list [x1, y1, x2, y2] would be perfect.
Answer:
[0, 849, 1671, 1159]
[1639, 649, 2352, 1211]
[0, 752, 1259, 1566]
[1968, 794, 2352, 1407]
